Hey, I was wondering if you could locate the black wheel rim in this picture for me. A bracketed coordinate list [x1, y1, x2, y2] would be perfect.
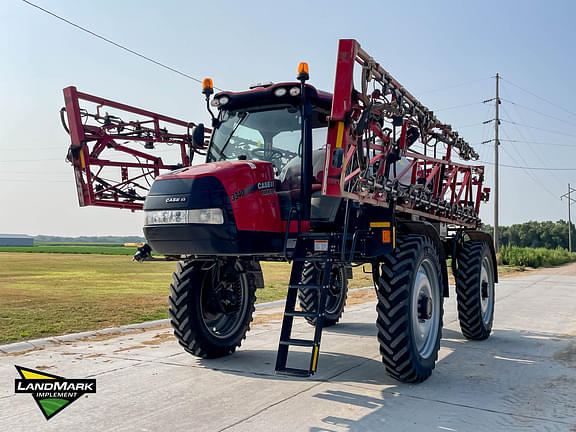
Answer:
[325, 268, 345, 315]
[199, 261, 248, 339]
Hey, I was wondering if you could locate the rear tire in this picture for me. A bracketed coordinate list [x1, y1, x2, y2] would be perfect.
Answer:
[454, 240, 495, 340]
[298, 263, 348, 327]
[169, 259, 260, 358]
[374, 234, 444, 383]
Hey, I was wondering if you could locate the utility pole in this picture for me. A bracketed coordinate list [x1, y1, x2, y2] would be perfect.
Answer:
[561, 183, 576, 252]
[482, 74, 501, 252]
[494, 73, 500, 253]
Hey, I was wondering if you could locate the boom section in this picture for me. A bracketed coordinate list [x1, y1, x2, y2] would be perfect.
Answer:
[323, 39, 488, 228]
[62, 86, 209, 210]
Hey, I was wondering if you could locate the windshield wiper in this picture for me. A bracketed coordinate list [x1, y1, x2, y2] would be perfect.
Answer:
[213, 112, 249, 160]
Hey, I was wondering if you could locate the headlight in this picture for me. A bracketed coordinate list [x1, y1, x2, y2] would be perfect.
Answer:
[145, 208, 224, 225]
[188, 208, 224, 224]
[218, 95, 230, 106]
[273, 87, 287, 97]
[289, 86, 300, 96]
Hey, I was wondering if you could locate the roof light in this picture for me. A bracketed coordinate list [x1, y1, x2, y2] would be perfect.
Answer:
[289, 87, 300, 96]
[297, 62, 309, 81]
[202, 78, 214, 96]
[219, 95, 230, 105]
[274, 87, 287, 97]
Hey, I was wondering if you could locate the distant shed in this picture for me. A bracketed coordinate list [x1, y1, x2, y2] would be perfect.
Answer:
[0, 234, 34, 247]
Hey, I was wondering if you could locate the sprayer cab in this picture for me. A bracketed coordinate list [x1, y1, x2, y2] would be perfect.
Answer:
[143, 69, 339, 257]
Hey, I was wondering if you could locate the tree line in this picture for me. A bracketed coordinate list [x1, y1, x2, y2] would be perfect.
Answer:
[483, 220, 575, 249]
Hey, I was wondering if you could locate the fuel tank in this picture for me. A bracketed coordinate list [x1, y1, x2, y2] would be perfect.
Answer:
[143, 160, 284, 256]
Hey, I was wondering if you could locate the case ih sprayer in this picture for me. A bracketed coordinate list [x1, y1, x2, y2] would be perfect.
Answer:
[62, 39, 496, 382]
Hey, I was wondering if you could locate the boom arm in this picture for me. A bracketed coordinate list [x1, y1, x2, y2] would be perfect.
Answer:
[62, 86, 209, 210]
[323, 39, 488, 228]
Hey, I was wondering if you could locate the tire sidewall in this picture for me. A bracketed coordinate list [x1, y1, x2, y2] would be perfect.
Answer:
[479, 244, 495, 332]
[170, 259, 257, 357]
[325, 266, 348, 321]
[193, 261, 252, 348]
[408, 242, 444, 370]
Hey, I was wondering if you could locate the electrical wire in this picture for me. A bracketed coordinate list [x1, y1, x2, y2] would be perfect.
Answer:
[499, 139, 576, 148]
[434, 101, 485, 112]
[500, 98, 576, 128]
[500, 100, 568, 190]
[20, 0, 222, 90]
[501, 77, 576, 119]
[499, 119, 576, 138]
[478, 159, 576, 171]
[416, 77, 491, 95]
[455, 121, 486, 129]
[499, 145, 559, 200]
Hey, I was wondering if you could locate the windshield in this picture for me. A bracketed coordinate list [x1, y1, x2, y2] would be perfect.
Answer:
[208, 106, 301, 175]
[207, 105, 329, 178]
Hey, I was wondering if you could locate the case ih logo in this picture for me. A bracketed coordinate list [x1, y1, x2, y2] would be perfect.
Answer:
[166, 197, 187, 203]
[257, 181, 275, 190]
[14, 366, 96, 420]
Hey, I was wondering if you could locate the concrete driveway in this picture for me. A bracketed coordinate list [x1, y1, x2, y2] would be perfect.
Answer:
[1, 264, 575, 431]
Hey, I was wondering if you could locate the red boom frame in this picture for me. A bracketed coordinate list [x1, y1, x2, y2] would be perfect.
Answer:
[63, 86, 209, 210]
[322, 40, 488, 228]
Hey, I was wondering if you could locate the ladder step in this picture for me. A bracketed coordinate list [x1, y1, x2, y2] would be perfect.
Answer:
[284, 310, 317, 318]
[288, 284, 322, 290]
[279, 338, 315, 347]
[275, 367, 311, 378]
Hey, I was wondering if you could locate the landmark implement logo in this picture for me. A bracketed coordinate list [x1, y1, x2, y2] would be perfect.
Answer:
[14, 366, 96, 420]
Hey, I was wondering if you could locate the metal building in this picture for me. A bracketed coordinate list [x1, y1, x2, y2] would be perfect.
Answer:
[0, 234, 34, 247]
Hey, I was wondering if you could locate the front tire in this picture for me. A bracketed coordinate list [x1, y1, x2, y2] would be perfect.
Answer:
[454, 240, 495, 340]
[169, 259, 259, 358]
[374, 234, 444, 383]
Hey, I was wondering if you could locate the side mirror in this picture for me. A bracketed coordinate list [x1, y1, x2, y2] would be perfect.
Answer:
[192, 123, 205, 148]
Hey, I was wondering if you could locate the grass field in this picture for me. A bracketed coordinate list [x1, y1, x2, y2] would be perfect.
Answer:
[0, 242, 560, 345]
[0, 243, 136, 255]
[0, 252, 373, 344]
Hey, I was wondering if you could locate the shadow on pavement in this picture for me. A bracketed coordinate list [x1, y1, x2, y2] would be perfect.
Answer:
[198, 323, 575, 431]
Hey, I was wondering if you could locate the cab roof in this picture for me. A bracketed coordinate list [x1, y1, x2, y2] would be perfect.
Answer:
[213, 82, 332, 111]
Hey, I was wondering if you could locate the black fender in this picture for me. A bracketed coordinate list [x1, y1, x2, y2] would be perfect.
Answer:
[397, 221, 450, 298]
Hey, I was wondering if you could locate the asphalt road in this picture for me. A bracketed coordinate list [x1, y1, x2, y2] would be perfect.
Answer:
[1, 264, 575, 431]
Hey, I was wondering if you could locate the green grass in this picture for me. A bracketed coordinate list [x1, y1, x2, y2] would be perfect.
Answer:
[2, 245, 569, 345]
[0, 252, 373, 344]
[0, 243, 137, 255]
[500, 245, 576, 268]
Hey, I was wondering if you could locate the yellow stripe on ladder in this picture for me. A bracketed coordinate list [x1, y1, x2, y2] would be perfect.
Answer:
[311, 346, 319, 372]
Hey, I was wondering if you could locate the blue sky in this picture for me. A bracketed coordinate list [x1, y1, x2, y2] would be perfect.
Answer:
[1, 0, 575, 236]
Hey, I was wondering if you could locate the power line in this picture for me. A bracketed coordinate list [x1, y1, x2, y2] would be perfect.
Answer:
[499, 139, 576, 148]
[500, 98, 576, 128]
[500, 119, 576, 138]
[479, 159, 576, 171]
[416, 77, 491, 95]
[499, 142, 559, 200]
[455, 121, 486, 129]
[20, 0, 221, 90]
[501, 77, 576, 119]
[434, 101, 484, 112]
[500, 99, 567, 191]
